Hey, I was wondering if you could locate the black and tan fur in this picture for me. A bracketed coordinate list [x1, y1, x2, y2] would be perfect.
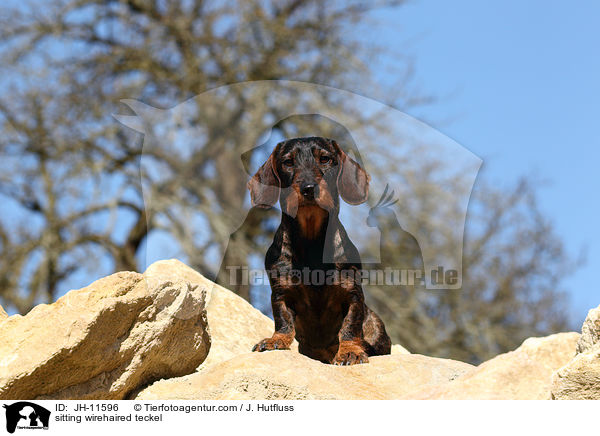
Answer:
[248, 137, 391, 365]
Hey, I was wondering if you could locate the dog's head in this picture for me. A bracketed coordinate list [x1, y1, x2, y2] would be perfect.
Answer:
[247, 137, 370, 216]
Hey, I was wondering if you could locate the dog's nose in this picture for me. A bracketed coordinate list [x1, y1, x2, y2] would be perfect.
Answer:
[300, 183, 316, 199]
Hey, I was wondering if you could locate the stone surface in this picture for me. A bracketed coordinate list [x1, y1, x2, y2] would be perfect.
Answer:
[0, 261, 210, 400]
[135, 262, 413, 400]
[193, 268, 278, 373]
[136, 350, 473, 400]
[2, 258, 593, 401]
[407, 332, 580, 400]
[551, 305, 600, 400]
[550, 348, 600, 400]
[142, 260, 292, 370]
[391, 344, 410, 355]
[576, 306, 600, 354]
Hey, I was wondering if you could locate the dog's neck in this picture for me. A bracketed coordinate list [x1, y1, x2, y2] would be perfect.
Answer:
[281, 206, 346, 266]
[282, 205, 337, 242]
[295, 205, 330, 240]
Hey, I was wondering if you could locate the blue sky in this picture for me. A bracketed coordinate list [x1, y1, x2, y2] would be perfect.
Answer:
[371, 0, 599, 325]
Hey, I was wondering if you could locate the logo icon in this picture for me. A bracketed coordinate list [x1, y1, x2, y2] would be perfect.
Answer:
[2, 402, 50, 433]
[115, 80, 482, 290]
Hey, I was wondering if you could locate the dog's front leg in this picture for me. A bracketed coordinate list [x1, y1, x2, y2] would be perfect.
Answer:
[252, 290, 295, 352]
[332, 288, 369, 365]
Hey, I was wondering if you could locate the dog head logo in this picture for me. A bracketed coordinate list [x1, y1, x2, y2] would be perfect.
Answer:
[115, 80, 481, 290]
[3, 402, 50, 433]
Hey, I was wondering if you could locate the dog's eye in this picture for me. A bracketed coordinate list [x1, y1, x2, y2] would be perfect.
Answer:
[319, 156, 331, 164]
[283, 158, 294, 167]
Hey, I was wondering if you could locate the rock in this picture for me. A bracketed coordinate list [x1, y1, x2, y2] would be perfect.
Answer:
[407, 332, 580, 400]
[141, 259, 285, 370]
[136, 263, 417, 399]
[130, 259, 278, 398]
[136, 351, 473, 400]
[4, 257, 586, 401]
[0, 261, 210, 400]
[193, 270, 278, 373]
[576, 306, 600, 354]
[551, 306, 600, 400]
[391, 344, 410, 355]
[550, 349, 600, 400]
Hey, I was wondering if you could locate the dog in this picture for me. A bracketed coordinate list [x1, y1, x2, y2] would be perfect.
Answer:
[248, 137, 391, 365]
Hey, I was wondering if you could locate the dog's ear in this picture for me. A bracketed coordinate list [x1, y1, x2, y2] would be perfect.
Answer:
[247, 151, 281, 208]
[332, 140, 370, 205]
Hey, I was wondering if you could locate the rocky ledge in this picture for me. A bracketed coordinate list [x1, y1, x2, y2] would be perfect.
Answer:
[0, 260, 597, 400]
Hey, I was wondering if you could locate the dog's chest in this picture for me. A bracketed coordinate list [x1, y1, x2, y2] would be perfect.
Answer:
[285, 284, 346, 338]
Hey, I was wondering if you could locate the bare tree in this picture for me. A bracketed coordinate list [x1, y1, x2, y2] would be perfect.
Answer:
[0, 0, 410, 306]
[365, 176, 576, 363]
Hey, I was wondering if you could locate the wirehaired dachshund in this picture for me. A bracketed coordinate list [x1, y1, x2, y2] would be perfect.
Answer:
[248, 137, 391, 365]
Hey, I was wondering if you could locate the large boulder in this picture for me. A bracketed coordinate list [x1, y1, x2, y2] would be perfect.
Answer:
[407, 332, 580, 400]
[551, 306, 600, 400]
[576, 306, 600, 354]
[0, 261, 210, 400]
[136, 350, 473, 400]
[3, 258, 591, 401]
[187, 265, 278, 373]
[391, 344, 411, 355]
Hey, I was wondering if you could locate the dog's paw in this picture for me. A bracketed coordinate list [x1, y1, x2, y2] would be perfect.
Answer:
[252, 337, 290, 352]
[332, 344, 369, 366]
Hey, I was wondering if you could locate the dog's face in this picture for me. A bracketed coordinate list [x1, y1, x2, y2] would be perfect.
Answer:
[248, 137, 370, 217]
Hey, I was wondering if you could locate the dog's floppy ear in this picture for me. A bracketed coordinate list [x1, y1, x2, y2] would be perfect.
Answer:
[247, 150, 281, 208]
[332, 140, 370, 205]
